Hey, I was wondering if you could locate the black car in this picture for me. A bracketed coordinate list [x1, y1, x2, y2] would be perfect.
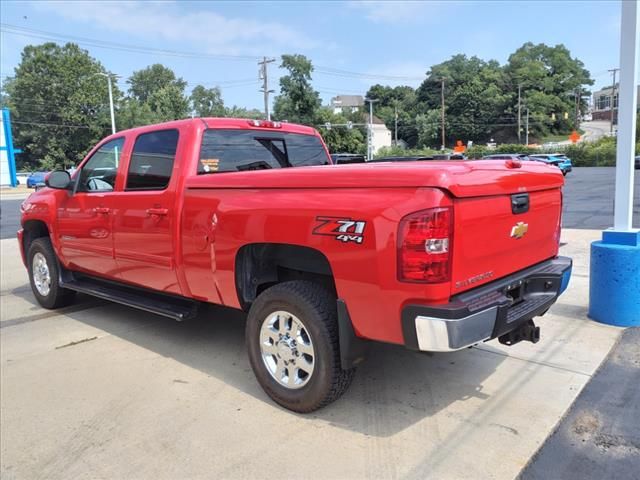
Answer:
[432, 153, 467, 160]
[635, 156, 640, 169]
[331, 153, 366, 165]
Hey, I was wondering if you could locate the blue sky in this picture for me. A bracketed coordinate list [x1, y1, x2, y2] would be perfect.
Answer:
[0, 1, 625, 111]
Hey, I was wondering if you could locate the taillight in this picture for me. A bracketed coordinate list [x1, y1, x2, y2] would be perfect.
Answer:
[397, 207, 453, 283]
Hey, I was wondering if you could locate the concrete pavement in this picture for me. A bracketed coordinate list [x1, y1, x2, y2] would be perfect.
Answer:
[0, 229, 624, 479]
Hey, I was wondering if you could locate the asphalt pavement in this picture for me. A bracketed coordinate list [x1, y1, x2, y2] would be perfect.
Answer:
[562, 167, 640, 229]
[521, 327, 640, 480]
[0, 198, 23, 240]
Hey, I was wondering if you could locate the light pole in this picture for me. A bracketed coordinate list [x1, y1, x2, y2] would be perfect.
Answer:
[365, 98, 379, 161]
[92, 72, 117, 134]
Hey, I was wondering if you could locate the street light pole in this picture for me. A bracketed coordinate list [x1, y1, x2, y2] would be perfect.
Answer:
[525, 108, 530, 145]
[91, 72, 117, 134]
[517, 83, 522, 144]
[106, 74, 116, 135]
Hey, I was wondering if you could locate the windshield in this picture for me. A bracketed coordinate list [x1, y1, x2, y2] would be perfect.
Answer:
[198, 129, 329, 174]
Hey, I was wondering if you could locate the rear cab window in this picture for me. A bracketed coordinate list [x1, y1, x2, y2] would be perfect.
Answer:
[198, 129, 329, 174]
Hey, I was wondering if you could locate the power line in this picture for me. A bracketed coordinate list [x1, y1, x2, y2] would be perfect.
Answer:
[0, 23, 260, 61]
[1, 24, 428, 84]
[12, 120, 91, 129]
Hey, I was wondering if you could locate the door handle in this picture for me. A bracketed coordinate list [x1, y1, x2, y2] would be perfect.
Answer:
[146, 208, 169, 216]
[94, 207, 110, 214]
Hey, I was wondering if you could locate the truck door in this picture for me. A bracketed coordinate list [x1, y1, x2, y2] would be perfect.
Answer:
[57, 137, 125, 277]
[111, 129, 181, 294]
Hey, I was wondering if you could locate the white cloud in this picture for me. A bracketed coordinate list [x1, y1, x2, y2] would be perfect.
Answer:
[347, 0, 438, 24]
[32, 1, 316, 56]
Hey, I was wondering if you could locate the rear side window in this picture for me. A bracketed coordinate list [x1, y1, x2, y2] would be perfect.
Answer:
[198, 129, 329, 174]
[126, 129, 179, 190]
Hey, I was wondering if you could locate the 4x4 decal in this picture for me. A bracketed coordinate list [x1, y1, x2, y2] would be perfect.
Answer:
[313, 216, 367, 244]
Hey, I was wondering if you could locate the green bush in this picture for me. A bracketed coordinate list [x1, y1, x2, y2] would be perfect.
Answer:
[373, 146, 439, 159]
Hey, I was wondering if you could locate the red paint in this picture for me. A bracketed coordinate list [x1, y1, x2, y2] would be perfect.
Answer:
[19, 118, 565, 345]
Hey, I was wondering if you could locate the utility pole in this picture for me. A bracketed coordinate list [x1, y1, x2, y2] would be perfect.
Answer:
[575, 87, 580, 130]
[440, 78, 446, 150]
[258, 57, 276, 120]
[365, 98, 379, 161]
[525, 108, 530, 145]
[608, 67, 619, 133]
[517, 83, 522, 144]
[394, 103, 398, 145]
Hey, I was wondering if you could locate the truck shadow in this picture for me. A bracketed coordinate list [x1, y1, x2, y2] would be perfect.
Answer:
[60, 300, 505, 437]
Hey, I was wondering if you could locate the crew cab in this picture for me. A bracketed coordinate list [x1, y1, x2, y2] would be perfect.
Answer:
[19, 118, 572, 412]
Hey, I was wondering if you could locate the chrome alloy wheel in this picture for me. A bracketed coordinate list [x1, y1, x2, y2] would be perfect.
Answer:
[259, 310, 315, 389]
[32, 252, 51, 297]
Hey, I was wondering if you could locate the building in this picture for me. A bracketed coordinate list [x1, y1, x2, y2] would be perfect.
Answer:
[370, 115, 392, 155]
[592, 84, 640, 123]
[331, 95, 364, 114]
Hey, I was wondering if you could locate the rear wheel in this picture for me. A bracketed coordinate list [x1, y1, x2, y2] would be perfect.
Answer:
[27, 237, 76, 309]
[246, 281, 355, 412]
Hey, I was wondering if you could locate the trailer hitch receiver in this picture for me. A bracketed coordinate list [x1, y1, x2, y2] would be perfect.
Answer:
[498, 319, 540, 346]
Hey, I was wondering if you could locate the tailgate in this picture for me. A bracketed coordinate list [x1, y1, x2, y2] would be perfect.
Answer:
[450, 188, 561, 294]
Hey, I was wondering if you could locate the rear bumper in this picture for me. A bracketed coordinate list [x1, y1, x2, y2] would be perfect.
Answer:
[402, 256, 572, 352]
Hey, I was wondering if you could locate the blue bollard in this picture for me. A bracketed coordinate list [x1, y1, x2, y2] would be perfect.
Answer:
[589, 230, 640, 327]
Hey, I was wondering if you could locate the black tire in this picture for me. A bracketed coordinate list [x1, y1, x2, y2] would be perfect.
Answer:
[246, 281, 355, 413]
[27, 237, 76, 309]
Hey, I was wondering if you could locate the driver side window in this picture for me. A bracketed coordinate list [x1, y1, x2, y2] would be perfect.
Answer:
[77, 137, 125, 192]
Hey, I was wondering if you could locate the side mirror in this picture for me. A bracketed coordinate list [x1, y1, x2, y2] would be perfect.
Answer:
[45, 170, 72, 190]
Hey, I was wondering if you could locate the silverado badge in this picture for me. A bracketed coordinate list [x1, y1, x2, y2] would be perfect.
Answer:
[510, 222, 529, 239]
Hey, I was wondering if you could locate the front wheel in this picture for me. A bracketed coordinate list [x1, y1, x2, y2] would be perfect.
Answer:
[245, 281, 355, 412]
[27, 237, 76, 309]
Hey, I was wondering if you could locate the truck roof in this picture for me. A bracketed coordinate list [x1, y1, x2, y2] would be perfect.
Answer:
[104, 117, 320, 139]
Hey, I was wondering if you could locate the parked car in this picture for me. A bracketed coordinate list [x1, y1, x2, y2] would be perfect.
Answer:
[26, 171, 48, 188]
[19, 117, 571, 413]
[529, 154, 572, 176]
[369, 155, 434, 162]
[331, 153, 366, 165]
[432, 153, 467, 160]
[635, 156, 640, 169]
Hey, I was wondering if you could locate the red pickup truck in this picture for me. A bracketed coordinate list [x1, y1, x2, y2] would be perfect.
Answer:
[19, 118, 571, 412]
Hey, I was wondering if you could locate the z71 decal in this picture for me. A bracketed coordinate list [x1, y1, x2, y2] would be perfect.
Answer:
[313, 216, 367, 244]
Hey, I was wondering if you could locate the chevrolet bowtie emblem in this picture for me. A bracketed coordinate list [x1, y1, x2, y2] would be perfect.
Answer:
[510, 222, 529, 239]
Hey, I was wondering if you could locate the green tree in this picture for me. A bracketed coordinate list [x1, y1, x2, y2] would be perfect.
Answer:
[223, 105, 264, 119]
[365, 84, 420, 146]
[126, 65, 189, 121]
[416, 54, 511, 147]
[273, 54, 321, 125]
[190, 85, 225, 117]
[505, 42, 593, 138]
[315, 106, 366, 154]
[3, 42, 118, 170]
[127, 64, 187, 102]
